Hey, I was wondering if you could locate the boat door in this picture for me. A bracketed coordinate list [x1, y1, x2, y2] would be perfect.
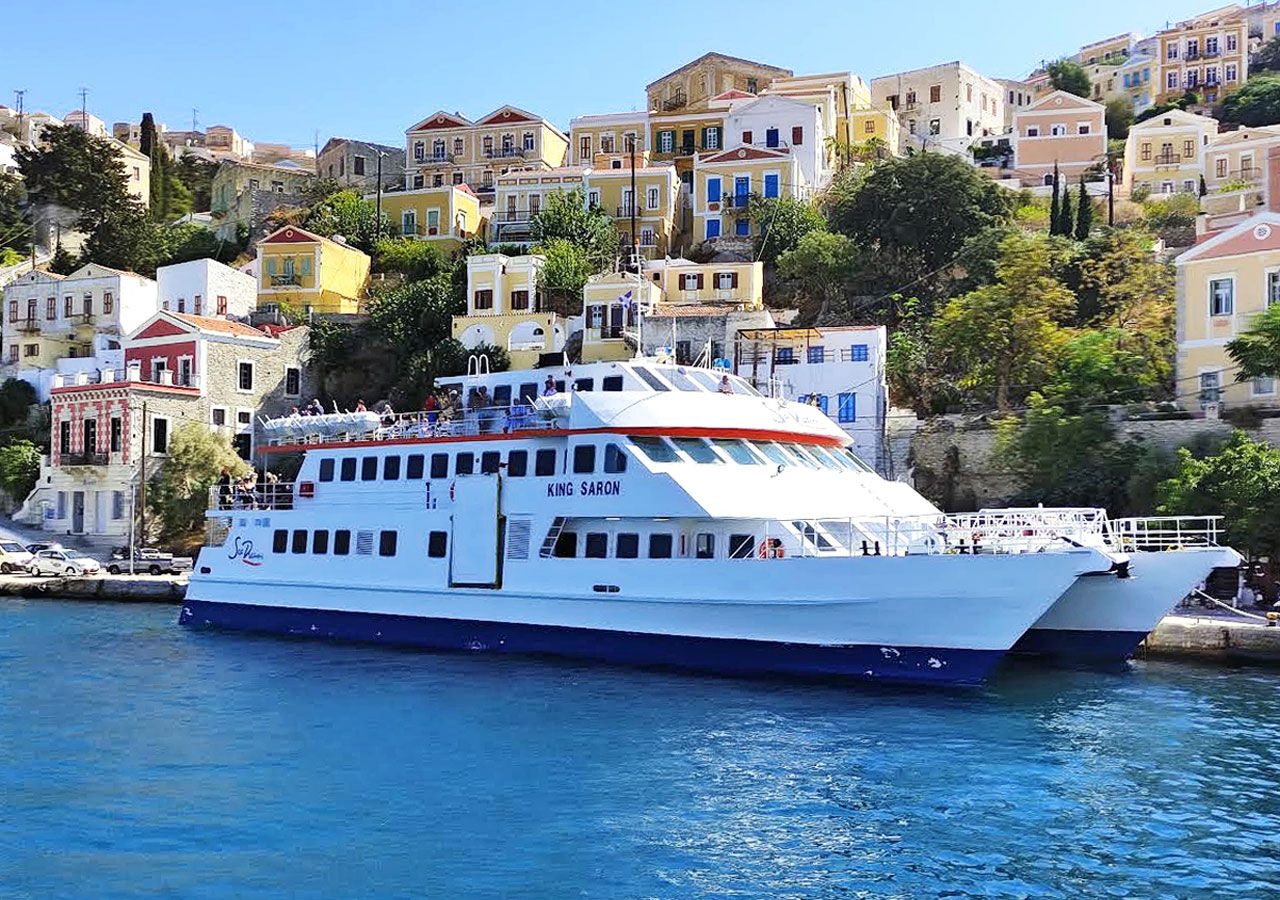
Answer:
[449, 474, 502, 587]
[72, 491, 85, 533]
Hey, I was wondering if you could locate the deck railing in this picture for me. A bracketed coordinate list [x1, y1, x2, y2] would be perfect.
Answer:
[1111, 516, 1224, 550]
[259, 405, 560, 447]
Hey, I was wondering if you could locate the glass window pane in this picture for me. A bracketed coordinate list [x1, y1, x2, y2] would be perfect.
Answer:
[671, 437, 721, 463]
[630, 436, 679, 463]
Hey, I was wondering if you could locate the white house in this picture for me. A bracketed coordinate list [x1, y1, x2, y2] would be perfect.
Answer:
[155, 258, 257, 320]
[724, 94, 828, 188]
[871, 61, 1005, 155]
[735, 324, 889, 472]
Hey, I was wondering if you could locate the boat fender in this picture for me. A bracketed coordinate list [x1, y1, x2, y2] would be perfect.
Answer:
[449, 480, 456, 502]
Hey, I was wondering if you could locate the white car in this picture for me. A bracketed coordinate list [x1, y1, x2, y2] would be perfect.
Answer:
[28, 548, 102, 577]
[0, 540, 34, 574]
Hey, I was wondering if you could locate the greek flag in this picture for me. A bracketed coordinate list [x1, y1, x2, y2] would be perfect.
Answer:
[618, 290, 634, 309]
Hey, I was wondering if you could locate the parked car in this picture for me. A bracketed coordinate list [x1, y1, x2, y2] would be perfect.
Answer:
[106, 547, 193, 576]
[28, 548, 102, 577]
[0, 540, 34, 574]
[25, 541, 62, 555]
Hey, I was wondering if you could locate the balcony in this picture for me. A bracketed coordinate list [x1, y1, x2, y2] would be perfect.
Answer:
[589, 325, 626, 341]
[482, 148, 529, 159]
[413, 153, 455, 167]
[62, 452, 109, 467]
[269, 274, 302, 287]
[662, 90, 687, 112]
[1153, 152, 1182, 168]
[15, 320, 40, 333]
[493, 208, 534, 224]
[68, 313, 95, 326]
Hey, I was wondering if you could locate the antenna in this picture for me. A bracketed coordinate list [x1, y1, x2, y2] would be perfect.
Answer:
[191, 107, 199, 133]
[13, 89, 24, 135]
[78, 87, 89, 129]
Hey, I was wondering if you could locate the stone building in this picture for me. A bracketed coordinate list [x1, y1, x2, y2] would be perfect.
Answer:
[210, 159, 315, 241]
[317, 137, 405, 191]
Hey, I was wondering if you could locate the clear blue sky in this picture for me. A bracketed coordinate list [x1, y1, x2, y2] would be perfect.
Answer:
[5, 0, 1228, 151]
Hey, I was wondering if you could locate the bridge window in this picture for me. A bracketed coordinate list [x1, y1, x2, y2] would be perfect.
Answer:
[630, 436, 679, 463]
[312, 530, 329, 554]
[753, 441, 791, 467]
[407, 454, 425, 479]
[319, 458, 335, 481]
[671, 437, 721, 464]
[535, 448, 558, 476]
[715, 439, 762, 464]
[584, 533, 608, 558]
[334, 530, 351, 555]
[554, 531, 578, 558]
[493, 384, 512, 406]
[383, 456, 401, 480]
[616, 533, 639, 558]
[575, 378, 594, 392]
[291, 529, 308, 554]
[456, 452, 474, 475]
[340, 458, 357, 481]
[427, 531, 447, 557]
[695, 533, 715, 559]
[481, 451, 501, 474]
[602, 376, 624, 391]
[273, 529, 288, 553]
[632, 366, 670, 391]
[648, 534, 673, 558]
[518, 382, 538, 403]
[573, 445, 596, 473]
[430, 453, 449, 478]
[729, 534, 756, 559]
[361, 457, 378, 481]
[379, 531, 397, 557]
[604, 443, 627, 473]
[507, 450, 528, 477]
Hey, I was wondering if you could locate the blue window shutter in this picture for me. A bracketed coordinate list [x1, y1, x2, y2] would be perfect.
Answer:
[764, 174, 779, 198]
[817, 395, 828, 415]
[706, 218, 721, 239]
[735, 218, 750, 236]
[707, 177, 720, 204]
[766, 128, 779, 148]
[838, 393, 856, 423]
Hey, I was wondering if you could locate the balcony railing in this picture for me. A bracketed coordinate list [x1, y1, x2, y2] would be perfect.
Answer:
[493, 208, 533, 224]
[413, 153, 455, 166]
[482, 148, 528, 159]
[1153, 153, 1181, 167]
[15, 320, 40, 333]
[662, 90, 687, 112]
[62, 452, 109, 467]
[69, 313, 95, 325]
[588, 325, 626, 341]
[269, 274, 302, 287]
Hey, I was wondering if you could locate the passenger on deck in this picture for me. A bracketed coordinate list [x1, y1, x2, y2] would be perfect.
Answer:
[309, 398, 325, 415]
[217, 467, 233, 510]
[718, 375, 733, 395]
[423, 393, 440, 426]
[380, 403, 396, 428]
[542, 376, 557, 397]
[355, 399, 367, 412]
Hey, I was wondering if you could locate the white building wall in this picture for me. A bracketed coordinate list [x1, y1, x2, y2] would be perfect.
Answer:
[725, 96, 827, 188]
[156, 258, 257, 318]
[871, 62, 1005, 155]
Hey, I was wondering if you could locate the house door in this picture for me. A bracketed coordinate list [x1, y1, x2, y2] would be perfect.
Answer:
[72, 491, 85, 533]
[449, 474, 501, 588]
[93, 491, 109, 535]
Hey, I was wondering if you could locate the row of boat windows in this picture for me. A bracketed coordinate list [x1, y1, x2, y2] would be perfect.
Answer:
[472, 367, 759, 402]
[270, 528, 448, 558]
[552, 530, 758, 560]
[314, 437, 871, 483]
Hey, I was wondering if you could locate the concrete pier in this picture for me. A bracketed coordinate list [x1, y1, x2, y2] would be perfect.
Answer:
[1141, 613, 1280, 664]
[0, 573, 187, 603]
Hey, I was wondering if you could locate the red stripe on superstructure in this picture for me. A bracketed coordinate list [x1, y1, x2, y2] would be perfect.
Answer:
[259, 425, 847, 455]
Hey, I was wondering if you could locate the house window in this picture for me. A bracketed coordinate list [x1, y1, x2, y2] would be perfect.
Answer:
[658, 130, 673, 153]
[647, 186, 660, 209]
[929, 119, 940, 135]
[1227, 64, 1238, 82]
[579, 136, 591, 160]
[735, 218, 749, 236]
[1200, 370, 1222, 405]
[714, 271, 736, 290]
[151, 358, 167, 382]
[193, 295, 202, 315]
[764, 174, 779, 198]
[1078, 124, 1090, 135]
[765, 128, 779, 148]
[791, 126, 803, 146]
[1227, 34, 1237, 52]
[742, 130, 753, 144]
[177, 298, 186, 313]
[402, 210, 416, 235]
[1050, 124, 1066, 136]
[238, 361, 254, 391]
[1141, 143, 1152, 161]
[1209, 278, 1233, 316]
[152, 417, 169, 454]
[415, 175, 426, 189]
[705, 126, 720, 150]
[432, 138, 446, 159]
[510, 290, 529, 311]
[864, 120, 875, 133]
[1269, 270, 1280, 307]
[1167, 72, 1178, 90]
[178, 357, 192, 386]
[6, 346, 15, 363]
[601, 134, 615, 154]
[850, 344, 869, 362]
[587, 189, 600, 207]
[474, 289, 493, 310]
[212, 408, 226, 427]
[46, 297, 55, 319]
[1027, 126, 1040, 138]
[929, 84, 941, 102]
[110, 417, 121, 453]
[705, 218, 721, 239]
[64, 295, 72, 317]
[23, 343, 37, 357]
[413, 141, 424, 161]
[353, 156, 365, 176]
[1184, 139, 1195, 157]
[640, 227, 656, 247]
[1216, 158, 1227, 178]
[1254, 376, 1276, 397]
[807, 345, 825, 364]
[285, 367, 301, 396]
[837, 393, 857, 423]
[452, 172, 463, 185]
[217, 296, 227, 315]
[705, 176, 720, 205]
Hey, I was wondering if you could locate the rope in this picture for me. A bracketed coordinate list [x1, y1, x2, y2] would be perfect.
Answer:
[1189, 589, 1274, 622]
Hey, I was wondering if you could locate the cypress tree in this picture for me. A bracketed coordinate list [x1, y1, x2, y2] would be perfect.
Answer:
[1075, 177, 1092, 239]
[1057, 183, 1074, 236]
[1049, 166, 1060, 235]
[139, 113, 156, 158]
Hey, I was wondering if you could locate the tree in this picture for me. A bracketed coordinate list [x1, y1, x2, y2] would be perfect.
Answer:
[148, 424, 250, 548]
[536, 237, 598, 317]
[0, 440, 41, 506]
[78, 204, 168, 275]
[776, 231, 861, 323]
[929, 233, 1074, 410]
[1227, 302, 1280, 381]
[372, 237, 447, 281]
[0, 171, 24, 252]
[16, 125, 134, 230]
[1047, 59, 1092, 98]
[1043, 327, 1163, 408]
[1104, 98, 1134, 141]
[174, 154, 218, 211]
[367, 273, 463, 358]
[1074, 178, 1093, 239]
[1158, 431, 1280, 598]
[528, 187, 618, 265]
[745, 193, 824, 264]
[49, 242, 78, 275]
[1253, 36, 1280, 73]
[1221, 74, 1280, 127]
[304, 190, 385, 252]
[825, 153, 1012, 304]
[1056, 181, 1074, 237]
[1049, 167, 1061, 235]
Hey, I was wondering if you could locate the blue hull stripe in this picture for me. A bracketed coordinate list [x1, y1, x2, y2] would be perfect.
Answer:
[178, 600, 1003, 687]
[1013, 627, 1150, 662]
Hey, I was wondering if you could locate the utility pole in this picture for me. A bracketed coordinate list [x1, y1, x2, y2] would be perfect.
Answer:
[191, 107, 198, 134]
[1108, 169, 1115, 226]
[628, 133, 637, 269]
[78, 87, 88, 130]
[13, 89, 24, 138]
[139, 400, 147, 543]
[376, 152, 384, 235]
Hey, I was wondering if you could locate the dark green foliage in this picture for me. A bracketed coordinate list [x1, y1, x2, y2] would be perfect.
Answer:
[49, 242, 78, 274]
[304, 190, 386, 252]
[1056, 183, 1074, 237]
[174, 155, 218, 211]
[529, 187, 618, 266]
[372, 238, 446, 280]
[1227, 303, 1280, 381]
[0, 440, 42, 505]
[1221, 74, 1280, 127]
[16, 125, 133, 230]
[0, 172, 24, 251]
[1049, 169, 1061, 235]
[745, 193, 824, 264]
[1104, 98, 1133, 141]
[1046, 59, 1092, 98]
[1074, 179, 1092, 239]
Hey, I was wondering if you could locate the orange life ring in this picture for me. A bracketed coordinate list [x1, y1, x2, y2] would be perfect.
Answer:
[758, 538, 785, 559]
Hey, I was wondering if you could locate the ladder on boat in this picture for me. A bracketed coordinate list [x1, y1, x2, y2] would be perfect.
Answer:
[539, 516, 568, 558]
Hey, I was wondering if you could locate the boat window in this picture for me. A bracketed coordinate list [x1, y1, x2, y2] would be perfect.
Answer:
[427, 531, 448, 558]
[573, 445, 596, 473]
[630, 436, 679, 463]
[792, 520, 835, 551]
[384, 456, 401, 480]
[361, 456, 378, 481]
[807, 446, 844, 471]
[340, 458, 357, 481]
[648, 533, 673, 558]
[714, 439, 762, 465]
[291, 529, 308, 554]
[319, 458, 335, 482]
[686, 370, 722, 392]
[334, 530, 351, 555]
[664, 367, 700, 391]
[842, 448, 875, 473]
[671, 436, 722, 464]
[356, 531, 375, 555]
[312, 530, 329, 554]
[508, 450, 528, 477]
[752, 441, 791, 467]
[481, 451, 501, 474]
[430, 453, 448, 479]
[554, 531, 578, 558]
[585, 533, 608, 558]
[616, 533, 639, 558]
[535, 448, 557, 476]
[407, 454, 425, 480]
[633, 366, 670, 391]
[575, 378, 594, 392]
[604, 443, 627, 473]
[786, 444, 822, 470]
[728, 376, 761, 396]
[456, 452, 474, 475]
[729, 534, 755, 559]
[272, 529, 288, 553]
[695, 533, 715, 559]
[825, 449, 861, 472]
[379, 531, 398, 557]
[518, 383, 538, 404]
[602, 375, 624, 392]
[493, 384, 512, 406]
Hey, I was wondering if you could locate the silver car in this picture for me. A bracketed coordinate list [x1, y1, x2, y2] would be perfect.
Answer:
[29, 548, 102, 577]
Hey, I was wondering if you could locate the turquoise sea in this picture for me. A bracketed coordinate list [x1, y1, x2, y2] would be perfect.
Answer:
[2, 598, 1279, 899]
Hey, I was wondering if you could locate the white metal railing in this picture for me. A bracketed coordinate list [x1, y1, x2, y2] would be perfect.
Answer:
[1111, 516, 1223, 550]
[259, 406, 558, 447]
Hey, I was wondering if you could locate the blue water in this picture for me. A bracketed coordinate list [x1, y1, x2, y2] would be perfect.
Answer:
[3, 601, 1280, 900]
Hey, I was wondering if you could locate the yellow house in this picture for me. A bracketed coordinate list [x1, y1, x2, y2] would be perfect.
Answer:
[692, 145, 804, 244]
[453, 253, 566, 370]
[581, 272, 662, 363]
[568, 111, 650, 167]
[1077, 32, 1137, 65]
[1203, 126, 1280, 192]
[1174, 211, 1280, 409]
[404, 105, 568, 197]
[1155, 8, 1248, 107]
[256, 225, 370, 315]
[646, 52, 791, 115]
[370, 185, 483, 254]
[1123, 108, 1218, 197]
[111, 138, 151, 209]
[646, 259, 764, 309]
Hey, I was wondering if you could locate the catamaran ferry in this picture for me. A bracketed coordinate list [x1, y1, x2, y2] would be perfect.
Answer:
[182, 358, 1145, 687]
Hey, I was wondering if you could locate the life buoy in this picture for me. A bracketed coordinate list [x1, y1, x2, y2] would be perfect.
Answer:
[758, 538, 785, 559]
[758, 540, 769, 559]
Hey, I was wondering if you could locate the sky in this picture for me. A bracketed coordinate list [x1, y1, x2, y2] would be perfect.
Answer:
[2, 0, 1240, 152]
